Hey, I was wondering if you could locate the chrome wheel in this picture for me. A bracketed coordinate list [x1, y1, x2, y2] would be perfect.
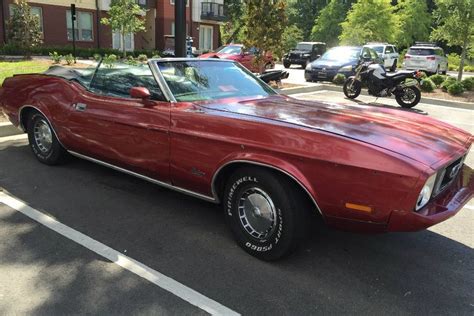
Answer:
[401, 87, 416, 103]
[238, 187, 277, 240]
[33, 119, 53, 153]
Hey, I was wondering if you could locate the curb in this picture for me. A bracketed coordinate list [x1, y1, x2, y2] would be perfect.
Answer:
[0, 122, 22, 138]
[280, 84, 473, 110]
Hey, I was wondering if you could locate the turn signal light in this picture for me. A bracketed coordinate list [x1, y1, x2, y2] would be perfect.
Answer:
[345, 203, 372, 213]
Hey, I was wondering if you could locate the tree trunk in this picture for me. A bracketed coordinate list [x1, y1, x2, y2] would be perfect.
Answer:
[458, 35, 468, 81]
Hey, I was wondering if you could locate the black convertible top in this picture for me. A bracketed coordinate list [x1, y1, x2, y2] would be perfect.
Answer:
[43, 65, 86, 80]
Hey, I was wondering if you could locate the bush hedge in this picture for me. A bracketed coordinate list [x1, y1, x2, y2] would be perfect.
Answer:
[447, 82, 465, 95]
[333, 73, 346, 85]
[420, 78, 436, 92]
[440, 76, 457, 91]
[429, 74, 446, 87]
[0, 44, 161, 59]
[461, 77, 474, 91]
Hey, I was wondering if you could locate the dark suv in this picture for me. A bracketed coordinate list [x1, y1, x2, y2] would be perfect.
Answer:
[283, 42, 326, 69]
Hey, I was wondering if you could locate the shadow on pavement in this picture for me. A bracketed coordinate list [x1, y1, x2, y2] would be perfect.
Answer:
[344, 98, 429, 115]
[0, 144, 472, 315]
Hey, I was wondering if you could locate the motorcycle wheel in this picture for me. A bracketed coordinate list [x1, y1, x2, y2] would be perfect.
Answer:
[343, 78, 362, 99]
[395, 86, 421, 108]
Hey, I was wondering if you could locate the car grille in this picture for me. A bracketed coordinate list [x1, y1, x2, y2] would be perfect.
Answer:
[433, 155, 465, 196]
[290, 53, 301, 59]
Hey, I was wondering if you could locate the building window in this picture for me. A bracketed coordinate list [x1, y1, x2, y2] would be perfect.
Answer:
[171, 22, 189, 36]
[9, 5, 43, 33]
[113, 32, 134, 51]
[199, 25, 213, 51]
[66, 10, 93, 41]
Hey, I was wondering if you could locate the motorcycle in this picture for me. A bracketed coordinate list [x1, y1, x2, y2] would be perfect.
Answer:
[343, 60, 423, 108]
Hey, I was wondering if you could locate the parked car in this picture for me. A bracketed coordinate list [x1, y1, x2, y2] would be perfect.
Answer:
[199, 44, 274, 73]
[364, 42, 399, 72]
[1, 59, 472, 261]
[305, 46, 381, 82]
[403, 42, 448, 75]
[282, 42, 326, 69]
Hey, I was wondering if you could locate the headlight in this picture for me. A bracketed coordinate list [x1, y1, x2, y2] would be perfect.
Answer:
[305, 63, 313, 70]
[303, 53, 310, 57]
[415, 173, 437, 211]
[339, 65, 353, 72]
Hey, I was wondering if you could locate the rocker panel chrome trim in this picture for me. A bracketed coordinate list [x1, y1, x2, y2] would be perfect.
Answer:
[68, 151, 217, 203]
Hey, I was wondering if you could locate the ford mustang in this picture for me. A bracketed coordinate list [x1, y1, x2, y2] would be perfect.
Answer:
[0, 59, 472, 260]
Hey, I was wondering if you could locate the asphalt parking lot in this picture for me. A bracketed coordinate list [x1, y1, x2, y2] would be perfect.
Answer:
[0, 91, 473, 315]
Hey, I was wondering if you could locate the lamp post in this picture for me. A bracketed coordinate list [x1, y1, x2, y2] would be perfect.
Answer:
[174, 0, 186, 57]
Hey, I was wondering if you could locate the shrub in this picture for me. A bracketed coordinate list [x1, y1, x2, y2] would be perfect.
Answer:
[440, 76, 457, 91]
[93, 53, 102, 62]
[461, 77, 474, 91]
[49, 51, 62, 64]
[448, 64, 458, 71]
[420, 78, 436, 92]
[152, 55, 161, 59]
[464, 65, 474, 72]
[103, 54, 117, 68]
[418, 71, 427, 79]
[447, 81, 465, 95]
[137, 54, 148, 62]
[64, 53, 74, 65]
[429, 74, 446, 87]
[332, 73, 346, 85]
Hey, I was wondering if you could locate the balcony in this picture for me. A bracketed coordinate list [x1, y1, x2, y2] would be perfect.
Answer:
[200, 2, 225, 22]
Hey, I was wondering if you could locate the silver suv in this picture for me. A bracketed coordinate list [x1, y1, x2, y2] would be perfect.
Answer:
[364, 43, 399, 72]
[403, 43, 448, 75]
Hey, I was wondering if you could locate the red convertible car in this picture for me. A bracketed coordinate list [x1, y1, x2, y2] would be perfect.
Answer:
[0, 59, 473, 260]
[199, 44, 275, 73]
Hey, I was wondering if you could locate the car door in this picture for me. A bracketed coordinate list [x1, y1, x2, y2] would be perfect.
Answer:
[66, 63, 171, 182]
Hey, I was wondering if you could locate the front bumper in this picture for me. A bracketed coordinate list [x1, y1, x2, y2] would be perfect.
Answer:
[283, 57, 308, 65]
[387, 165, 474, 232]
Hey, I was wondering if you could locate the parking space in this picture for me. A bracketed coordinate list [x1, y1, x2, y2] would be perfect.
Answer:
[0, 91, 473, 315]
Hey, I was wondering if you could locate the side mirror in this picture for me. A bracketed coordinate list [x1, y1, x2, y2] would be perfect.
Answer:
[130, 87, 150, 100]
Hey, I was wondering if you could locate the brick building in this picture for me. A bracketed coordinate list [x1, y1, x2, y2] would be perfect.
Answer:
[0, 0, 225, 53]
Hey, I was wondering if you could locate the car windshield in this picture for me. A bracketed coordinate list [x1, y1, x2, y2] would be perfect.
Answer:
[320, 47, 360, 61]
[296, 43, 312, 51]
[408, 48, 435, 56]
[217, 45, 242, 55]
[368, 46, 384, 53]
[156, 60, 276, 102]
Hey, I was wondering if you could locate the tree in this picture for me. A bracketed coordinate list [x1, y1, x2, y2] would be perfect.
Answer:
[287, 0, 326, 40]
[5, 0, 42, 57]
[101, 0, 146, 57]
[275, 25, 304, 59]
[220, 0, 245, 44]
[311, 0, 350, 47]
[395, 0, 432, 49]
[431, 0, 473, 80]
[339, 0, 398, 45]
[242, 0, 287, 73]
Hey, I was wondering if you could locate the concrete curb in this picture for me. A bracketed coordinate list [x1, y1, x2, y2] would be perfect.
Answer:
[0, 122, 22, 138]
[280, 84, 473, 110]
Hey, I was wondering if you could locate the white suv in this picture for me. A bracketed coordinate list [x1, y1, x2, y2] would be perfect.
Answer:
[364, 43, 399, 72]
[403, 43, 448, 75]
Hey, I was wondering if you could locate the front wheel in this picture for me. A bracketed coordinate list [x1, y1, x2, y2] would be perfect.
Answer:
[283, 61, 290, 69]
[223, 167, 310, 261]
[27, 112, 68, 165]
[343, 78, 362, 99]
[395, 86, 421, 108]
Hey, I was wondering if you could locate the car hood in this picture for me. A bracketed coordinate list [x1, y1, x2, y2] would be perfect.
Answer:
[198, 95, 472, 168]
[312, 59, 356, 69]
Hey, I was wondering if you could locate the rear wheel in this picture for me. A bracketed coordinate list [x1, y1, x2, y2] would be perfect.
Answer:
[442, 64, 447, 75]
[223, 167, 310, 261]
[27, 112, 68, 165]
[395, 86, 421, 108]
[343, 78, 362, 99]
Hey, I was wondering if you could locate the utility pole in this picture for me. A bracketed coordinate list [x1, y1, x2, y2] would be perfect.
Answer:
[174, 0, 186, 57]
[71, 4, 77, 63]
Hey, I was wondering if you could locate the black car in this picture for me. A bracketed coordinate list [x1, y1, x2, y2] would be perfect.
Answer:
[283, 42, 326, 69]
[304, 46, 381, 82]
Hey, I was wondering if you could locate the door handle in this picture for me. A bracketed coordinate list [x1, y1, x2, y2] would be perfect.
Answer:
[73, 103, 87, 111]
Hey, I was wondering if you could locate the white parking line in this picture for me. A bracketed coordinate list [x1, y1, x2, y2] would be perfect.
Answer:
[0, 134, 27, 143]
[0, 190, 239, 316]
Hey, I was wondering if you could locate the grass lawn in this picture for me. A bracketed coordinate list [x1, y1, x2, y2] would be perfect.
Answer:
[0, 60, 51, 86]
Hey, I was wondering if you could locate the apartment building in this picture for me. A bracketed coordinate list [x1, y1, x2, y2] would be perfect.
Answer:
[0, 0, 225, 53]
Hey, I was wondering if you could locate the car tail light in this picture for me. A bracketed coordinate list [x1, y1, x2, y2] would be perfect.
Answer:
[426, 56, 436, 60]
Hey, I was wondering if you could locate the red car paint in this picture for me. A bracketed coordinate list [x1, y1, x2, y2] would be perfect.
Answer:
[199, 44, 274, 73]
[0, 72, 472, 233]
